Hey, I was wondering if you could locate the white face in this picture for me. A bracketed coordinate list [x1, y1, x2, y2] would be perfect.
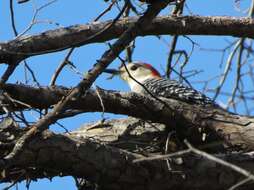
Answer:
[119, 62, 155, 92]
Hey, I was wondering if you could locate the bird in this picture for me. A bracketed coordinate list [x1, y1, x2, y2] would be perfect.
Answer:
[104, 61, 216, 106]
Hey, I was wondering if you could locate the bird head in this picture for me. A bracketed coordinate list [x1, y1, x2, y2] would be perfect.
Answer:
[118, 61, 161, 83]
[104, 61, 161, 91]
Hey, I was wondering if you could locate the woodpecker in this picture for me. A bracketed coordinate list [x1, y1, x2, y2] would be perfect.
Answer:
[105, 61, 215, 106]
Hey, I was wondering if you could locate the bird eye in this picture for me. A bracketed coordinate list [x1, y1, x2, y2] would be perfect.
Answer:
[130, 65, 138, 71]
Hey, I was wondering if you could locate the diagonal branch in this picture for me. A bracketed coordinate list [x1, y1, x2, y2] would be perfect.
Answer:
[0, 1, 171, 171]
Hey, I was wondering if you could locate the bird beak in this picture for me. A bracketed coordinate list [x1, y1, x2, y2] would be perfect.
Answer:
[103, 68, 121, 75]
[103, 61, 131, 74]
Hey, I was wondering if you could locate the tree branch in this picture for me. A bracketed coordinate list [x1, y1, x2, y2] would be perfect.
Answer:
[1, 117, 254, 190]
[1, 16, 254, 64]
[1, 83, 254, 150]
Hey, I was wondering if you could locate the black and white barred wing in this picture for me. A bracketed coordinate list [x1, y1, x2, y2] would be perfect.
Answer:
[142, 78, 214, 106]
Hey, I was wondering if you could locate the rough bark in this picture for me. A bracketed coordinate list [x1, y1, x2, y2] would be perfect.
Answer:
[1, 83, 254, 150]
[0, 16, 254, 64]
[0, 117, 254, 190]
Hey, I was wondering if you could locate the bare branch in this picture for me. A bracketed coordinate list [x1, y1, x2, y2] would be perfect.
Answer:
[49, 48, 75, 86]
[9, 0, 18, 36]
[1, 83, 254, 150]
[1, 16, 254, 64]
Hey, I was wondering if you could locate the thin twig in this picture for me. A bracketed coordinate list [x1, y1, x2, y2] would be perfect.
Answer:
[16, 0, 58, 38]
[226, 38, 244, 111]
[94, 0, 117, 22]
[23, 60, 40, 86]
[2, 170, 25, 190]
[50, 48, 75, 86]
[134, 139, 254, 190]
[124, 5, 134, 63]
[3, 92, 33, 109]
[166, 0, 185, 78]
[9, 0, 18, 36]
[213, 39, 241, 100]
[133, 149, 191, 163]
[184, 140, 254, 181]
[228, 177, 252, 190]
[95, 86, 106, 119]
[166, 35, 178, 78]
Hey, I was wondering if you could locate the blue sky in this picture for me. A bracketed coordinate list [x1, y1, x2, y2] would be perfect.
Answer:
[0, 0, 253, 189]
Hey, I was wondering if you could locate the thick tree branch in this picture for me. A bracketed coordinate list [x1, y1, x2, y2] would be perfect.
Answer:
[0, 16, 254, 64]
[1, 118, 254, 190]
[1, 83, 254, 150]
